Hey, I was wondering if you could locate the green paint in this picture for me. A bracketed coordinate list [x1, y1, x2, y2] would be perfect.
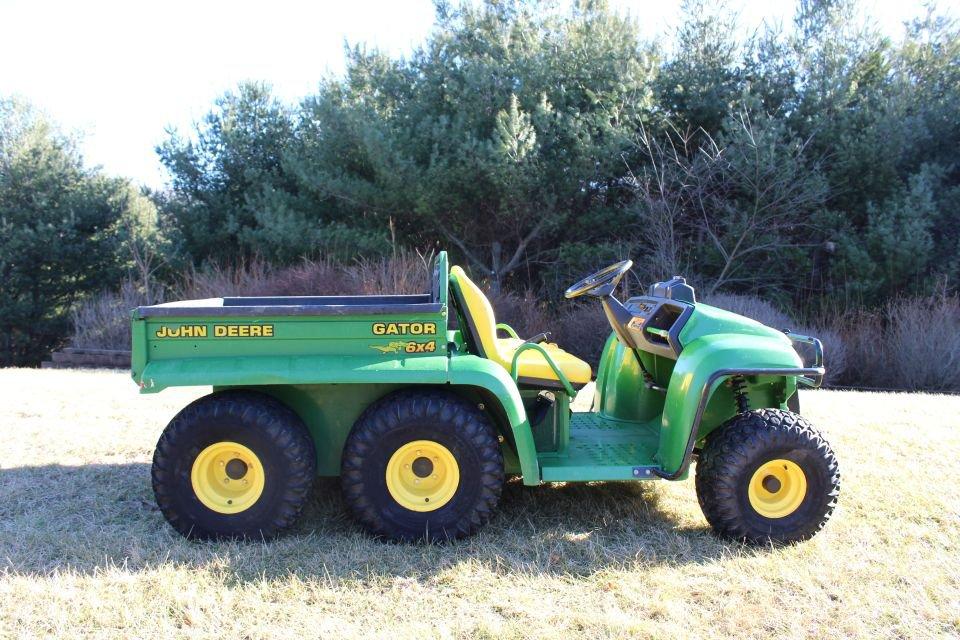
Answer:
[657, 331, 801, 474]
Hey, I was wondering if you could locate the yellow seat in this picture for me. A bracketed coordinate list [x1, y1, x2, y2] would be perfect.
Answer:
[449, 265, 592, 387]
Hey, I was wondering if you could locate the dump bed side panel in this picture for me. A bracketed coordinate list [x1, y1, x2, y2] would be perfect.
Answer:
[131, 309, 448, 389]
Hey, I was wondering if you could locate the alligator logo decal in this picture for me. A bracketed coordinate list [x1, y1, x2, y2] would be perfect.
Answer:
[370, 341, 409, 354]
[370, 340, 438, 354]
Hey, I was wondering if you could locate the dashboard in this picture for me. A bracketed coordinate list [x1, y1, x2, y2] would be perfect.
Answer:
[620, 277, 697, 359]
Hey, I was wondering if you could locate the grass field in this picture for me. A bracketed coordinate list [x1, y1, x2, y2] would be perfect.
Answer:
[1, 368, 958, 639]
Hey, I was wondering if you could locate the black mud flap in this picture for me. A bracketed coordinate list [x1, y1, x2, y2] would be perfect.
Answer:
[787, 390, 801, 413]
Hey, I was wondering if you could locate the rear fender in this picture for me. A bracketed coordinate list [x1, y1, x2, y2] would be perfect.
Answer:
[447, 355, 539, 485]
[658, 333, 804, 476]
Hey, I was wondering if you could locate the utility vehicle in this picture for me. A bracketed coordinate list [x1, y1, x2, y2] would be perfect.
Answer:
[132, 252, 839, 544]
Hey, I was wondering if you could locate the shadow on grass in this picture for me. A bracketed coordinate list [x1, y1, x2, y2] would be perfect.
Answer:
[0, 463, 759, 583]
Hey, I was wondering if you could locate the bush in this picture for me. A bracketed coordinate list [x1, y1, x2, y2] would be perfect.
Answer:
[70, 281, 160, 351]
[343, 251, 433, 296]
[172, 257, 343, 299]
[487, 289, 553, 338]
[840, 293, 960, 392]
[552, 304, 612, 367]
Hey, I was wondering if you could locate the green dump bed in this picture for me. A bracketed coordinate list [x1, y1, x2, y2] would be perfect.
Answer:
[131, 256, 451, 392]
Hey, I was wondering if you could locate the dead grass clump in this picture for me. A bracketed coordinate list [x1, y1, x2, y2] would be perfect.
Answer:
[488, 288, 553, 338]
[808, 325, 847, 386]
[841, 293, 960, 391]
[174, 257, 277, 299]
[885, 294, 960, 391]
[344, 250, 433, 296]
[552, 303, 611, 366]
[70, 280, 161, 350]
[263, 257, 352, 296]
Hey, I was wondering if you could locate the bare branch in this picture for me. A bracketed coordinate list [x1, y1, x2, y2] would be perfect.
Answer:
[441, 227, 491, 275]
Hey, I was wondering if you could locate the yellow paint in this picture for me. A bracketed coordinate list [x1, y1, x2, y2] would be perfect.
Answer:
[372, 322, 437, 336]
[155, 325, 207, 338]
[385, 440, 459, 512]
[371, 341, 409, 354]
[404, 340, 436, 353]
[748, 458, 807, 518]
[370, 340, 437, 354]
[191, 441, 265, 514]
[450, 265, 591, 384]
[154, 324, 275, 339]
[213, 324, 274, 337]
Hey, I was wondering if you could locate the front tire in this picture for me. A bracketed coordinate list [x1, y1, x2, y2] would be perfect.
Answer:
[695, 408, 840, 544]
[152, 391, 316, 540]
[341, 390, 504, 542]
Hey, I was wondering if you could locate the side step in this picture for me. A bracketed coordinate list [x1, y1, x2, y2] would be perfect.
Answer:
[540, 463, 660, 482]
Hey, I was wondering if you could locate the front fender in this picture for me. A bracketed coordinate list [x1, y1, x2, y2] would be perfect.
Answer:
[447, 355, 539, 485]
[658, 333, 803, 475]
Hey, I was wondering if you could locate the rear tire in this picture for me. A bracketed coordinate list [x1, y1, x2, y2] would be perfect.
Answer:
[695, 408, 839, 544]
[341, 389, 503, 542]
[152, 391, 316, 540]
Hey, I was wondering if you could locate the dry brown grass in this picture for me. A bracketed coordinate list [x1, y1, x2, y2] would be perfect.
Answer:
[1, 368, 958, 639]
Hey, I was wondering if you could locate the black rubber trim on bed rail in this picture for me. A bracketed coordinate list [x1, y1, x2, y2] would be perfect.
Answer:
[136, 302, 445, 318]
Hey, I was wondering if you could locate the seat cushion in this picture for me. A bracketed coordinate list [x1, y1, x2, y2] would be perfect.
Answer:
[497, 338, 592, 385]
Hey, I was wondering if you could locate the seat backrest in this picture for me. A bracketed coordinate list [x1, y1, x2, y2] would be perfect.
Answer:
[449, 266, 505, 365]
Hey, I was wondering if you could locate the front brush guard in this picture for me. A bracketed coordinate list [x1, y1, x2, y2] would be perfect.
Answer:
[784, 331, 825, 388]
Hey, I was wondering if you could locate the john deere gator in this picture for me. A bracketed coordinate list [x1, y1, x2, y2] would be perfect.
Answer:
[132, 251, 838, 544]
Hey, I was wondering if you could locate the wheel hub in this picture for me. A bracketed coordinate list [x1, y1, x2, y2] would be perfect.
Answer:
[191, 441, 265, 514]
[411, 456, 434, 478]
[225, 458, 249, 480]
[761, 474, 782, 493]
[748, 459, 807, 519]
[385, 440, 459, 512]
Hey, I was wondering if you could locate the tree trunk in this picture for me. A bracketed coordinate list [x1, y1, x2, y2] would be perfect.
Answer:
[489, 242, 502, 294]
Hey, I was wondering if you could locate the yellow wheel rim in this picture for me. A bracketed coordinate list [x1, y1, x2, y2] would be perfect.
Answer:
[748, 458, 807, 519]
[385, 440, 459, 512]
[191, 441, 265, 514]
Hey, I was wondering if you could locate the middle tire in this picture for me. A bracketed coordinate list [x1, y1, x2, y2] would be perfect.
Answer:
[341, 389, 504, 542]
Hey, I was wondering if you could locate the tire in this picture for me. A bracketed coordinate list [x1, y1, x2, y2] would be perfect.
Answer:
[341, 389, 503, 542]
[152, 390, 316, 540]
[695, 408, 840, 544]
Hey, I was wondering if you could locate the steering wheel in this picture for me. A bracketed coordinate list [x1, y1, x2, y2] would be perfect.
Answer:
[564, 260, 633, 299]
